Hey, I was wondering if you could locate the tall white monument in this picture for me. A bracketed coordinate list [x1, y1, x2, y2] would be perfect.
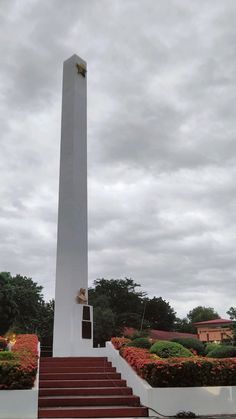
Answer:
[53, 55, 93, 356]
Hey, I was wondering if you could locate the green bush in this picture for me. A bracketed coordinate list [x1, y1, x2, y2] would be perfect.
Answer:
[0, 351, 15, 360]
[150, 340, 193, 358]
[126, 337, 151, 349]
[205, 342, 220, 354]
[171, 338, 205, 355]
[207, 345, 236, 358]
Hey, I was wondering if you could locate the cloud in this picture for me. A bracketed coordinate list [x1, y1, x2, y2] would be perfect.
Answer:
[0, 0, 236, 318]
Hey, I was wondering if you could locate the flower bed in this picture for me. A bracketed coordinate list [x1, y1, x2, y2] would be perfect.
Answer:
[111, 337, 131, 350]
[0, 334, 38, 390]
[119, 344, 236, 387]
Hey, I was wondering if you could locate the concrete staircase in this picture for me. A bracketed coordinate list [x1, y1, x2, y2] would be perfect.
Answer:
[38, 357, 148, 418]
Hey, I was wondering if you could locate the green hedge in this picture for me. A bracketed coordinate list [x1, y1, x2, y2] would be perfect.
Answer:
[171, 338, 205, 355]
[126, 337, 151, 349]
[205, 342, 220, 354]
[207, 345, 236, 358]
[150, 340, 193, 358]
[0, 351, 16, 361]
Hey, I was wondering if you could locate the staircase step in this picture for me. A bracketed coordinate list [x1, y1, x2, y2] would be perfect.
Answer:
[40, 366, 116, 373]
[39, 395, 140, 407]
[40, 358, 110, 366]
[39, 387, 133, 397]
[38, 406, 148, 418]
[41, 356, 107, 363]
[39, 379, 127, 388]
[40, 372, 121, 380]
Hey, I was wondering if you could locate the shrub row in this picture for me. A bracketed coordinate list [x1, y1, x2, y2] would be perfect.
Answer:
[120, 346, 236, 387]
[0, 334, 38, 390]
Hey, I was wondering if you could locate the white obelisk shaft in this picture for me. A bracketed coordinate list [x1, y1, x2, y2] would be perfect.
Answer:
[53, 55, 93, 356]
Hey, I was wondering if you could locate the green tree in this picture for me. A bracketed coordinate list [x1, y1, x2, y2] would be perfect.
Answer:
[226, 307, 236, 344]
[9, 274, 44, 333]
[89, 278, 146, 342]
[0, 273, 17, 335]
[174, 317, 196, 334]
[90, 278, 146, 315]
[0, 272, 52, 338]
[227, 307, 236, 320]
[144, 297, 176, 331]
[187, 306, 220, 324]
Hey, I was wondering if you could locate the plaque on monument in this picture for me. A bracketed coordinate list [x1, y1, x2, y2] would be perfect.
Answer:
[83, 306, 90, 320]
[82, 321, 92, 339]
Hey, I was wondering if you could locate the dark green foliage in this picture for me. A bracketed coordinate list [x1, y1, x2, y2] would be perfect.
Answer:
[145, 297, 176, 331]
[0, 351, 16, 360]
[227, 307, 236, 320]
[174, 317, 196, 334]
[129, 329, 150, 339]
[93, 306, 117, 347]
[150, 340, 193, 358]
[171, 338, 205, 355]
[207, 345, 236, 358]
[0, 273, 17, 335]
[0, 272, 55, 341]
[187, 306, 220, 324]
[126, 337, 151, 349]
[205, 342, 220, 354]
[89, 278, 177, 345]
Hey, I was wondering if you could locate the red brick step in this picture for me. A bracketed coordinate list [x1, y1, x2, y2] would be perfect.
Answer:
[39, 387, 133, 396]
[38, 406, 148, 418]
[38, 395, 140, 407]
[40, 372, 121, 380]
[39, 379, 127, 388]
[38, 357, 148, 418]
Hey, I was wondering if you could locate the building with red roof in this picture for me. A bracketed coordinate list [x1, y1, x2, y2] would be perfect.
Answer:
[193, 318, 233, 343]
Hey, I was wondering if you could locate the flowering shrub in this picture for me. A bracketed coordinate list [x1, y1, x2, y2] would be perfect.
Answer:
[120, 345, 236, 387]
[111, 337, 131, 350]
[120, 346, 160, 373]
[0, 334, 38, 390]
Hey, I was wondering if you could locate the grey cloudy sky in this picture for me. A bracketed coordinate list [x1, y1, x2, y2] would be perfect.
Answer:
[1, 0, 236, 318]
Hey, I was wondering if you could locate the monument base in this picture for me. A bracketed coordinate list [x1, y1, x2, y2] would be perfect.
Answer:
[53, 304, 93, 357]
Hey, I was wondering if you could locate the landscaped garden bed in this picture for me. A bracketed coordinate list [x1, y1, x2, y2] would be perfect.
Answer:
[107, 337, 236, 416]
[111, 336, 236, 387]
[0, 334, 39, 390]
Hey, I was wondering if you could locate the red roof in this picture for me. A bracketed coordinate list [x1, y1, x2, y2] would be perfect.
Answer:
[193, 318, 232, 326]
[150, 329, 198, 340]
[123, 327, 197, 340]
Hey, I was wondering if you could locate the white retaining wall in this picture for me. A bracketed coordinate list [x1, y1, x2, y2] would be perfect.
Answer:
[105, 341, 236, 416]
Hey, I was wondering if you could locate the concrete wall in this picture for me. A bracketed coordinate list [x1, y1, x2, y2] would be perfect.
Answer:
[105, 341, 236, 416]
[0, 389, 38, 419]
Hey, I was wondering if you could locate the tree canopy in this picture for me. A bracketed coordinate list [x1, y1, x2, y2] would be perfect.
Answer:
[187, 306, 220, 324]
[89, 278, 177, 345]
